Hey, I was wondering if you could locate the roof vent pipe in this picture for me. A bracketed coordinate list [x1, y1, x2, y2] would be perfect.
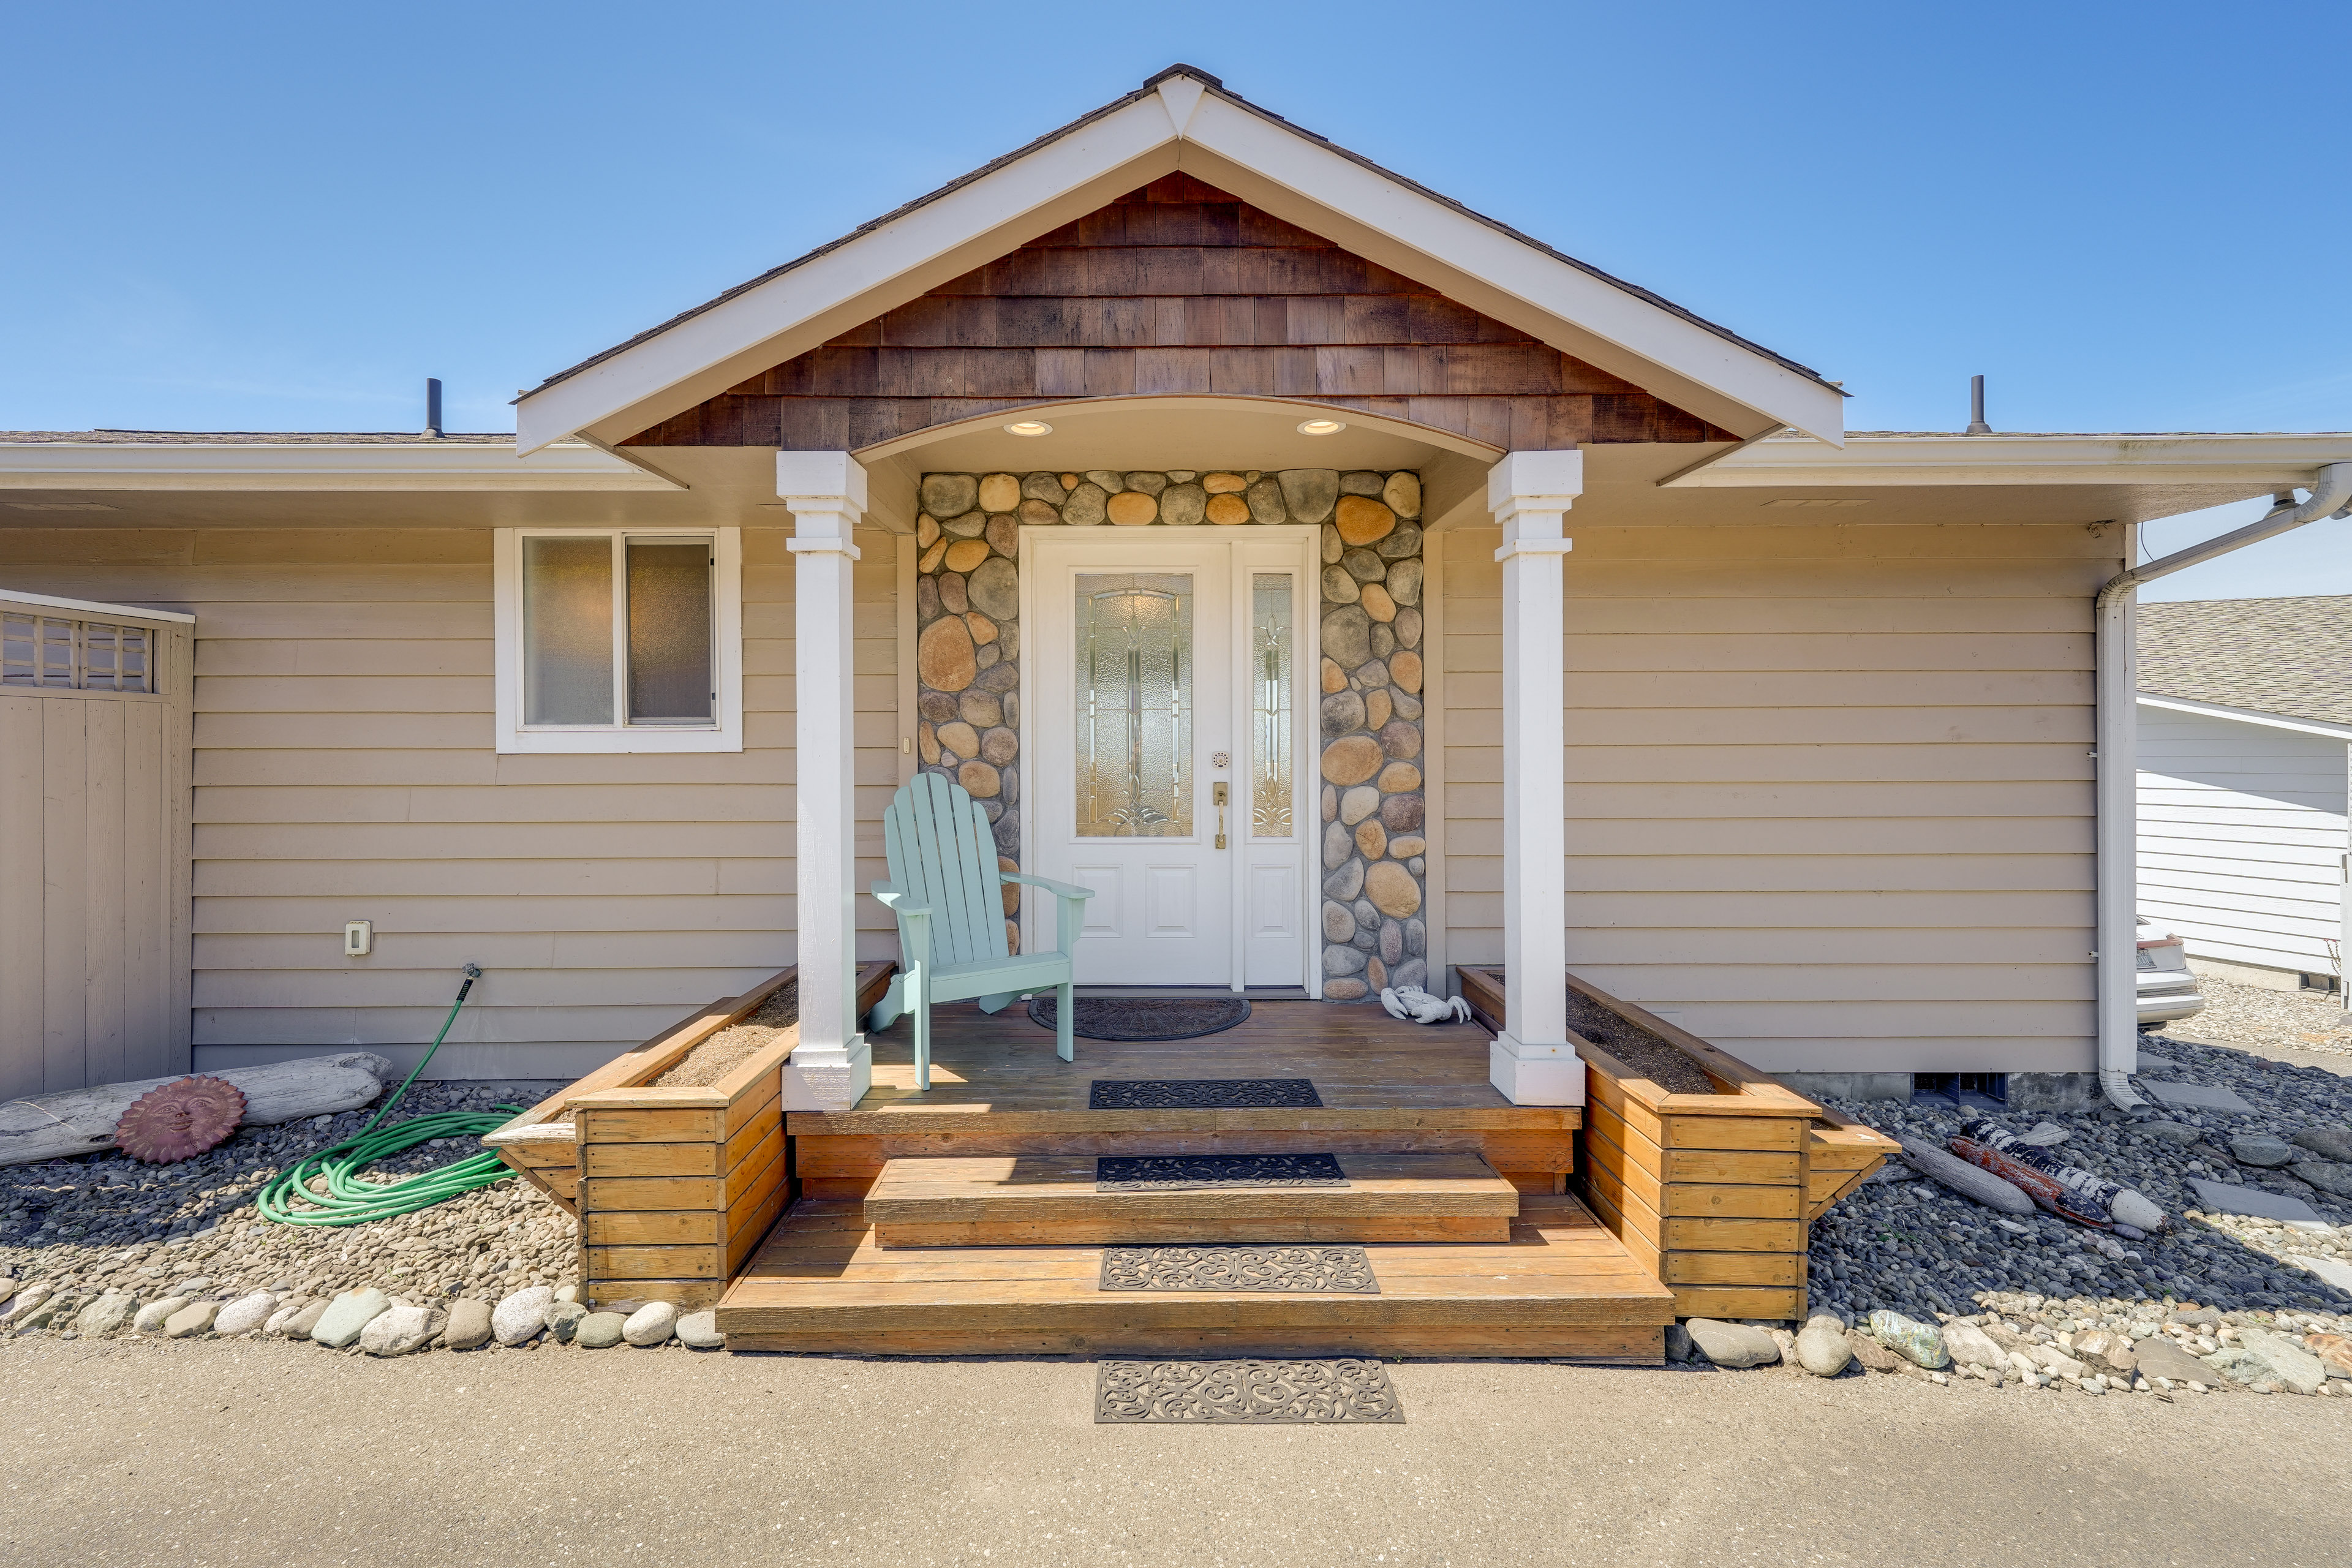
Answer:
[424, 378, 443, 439]
[2092, 459, 2352, 1111]
[1965, 374, 1991, 435]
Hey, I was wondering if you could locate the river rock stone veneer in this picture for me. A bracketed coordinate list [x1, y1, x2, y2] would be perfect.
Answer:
[914, 468, 1424, 997]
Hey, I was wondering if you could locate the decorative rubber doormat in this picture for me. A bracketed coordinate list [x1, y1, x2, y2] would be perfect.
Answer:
[1096, 1153, 1348, 1191]
[1096, 1359, 1406, 1423]
[1088, 1078, 1322, 1109]
[1100, 1245, 1380, 1293]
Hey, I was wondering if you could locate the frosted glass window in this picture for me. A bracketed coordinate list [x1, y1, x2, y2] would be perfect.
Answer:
[626, 538, 714, 723]
[522, 537, 615, 725]
[1250, 574, 1294, 838]
[1075, 573, 1192, 837]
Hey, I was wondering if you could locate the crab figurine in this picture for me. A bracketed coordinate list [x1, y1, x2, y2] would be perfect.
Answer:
[1378, 985, 1470, 1025]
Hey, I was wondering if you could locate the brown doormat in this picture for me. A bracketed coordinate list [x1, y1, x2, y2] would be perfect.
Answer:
[1027, 995, 1251, 1041]
[1096, 1359, 1406, 1423]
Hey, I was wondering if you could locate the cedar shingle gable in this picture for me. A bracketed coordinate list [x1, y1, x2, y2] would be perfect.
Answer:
[625, 175, 1736, 452]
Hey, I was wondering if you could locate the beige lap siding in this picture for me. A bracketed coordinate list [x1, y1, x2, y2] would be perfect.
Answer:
[0, 526, 900, 1079]
[1441, 518, 2112, 1076]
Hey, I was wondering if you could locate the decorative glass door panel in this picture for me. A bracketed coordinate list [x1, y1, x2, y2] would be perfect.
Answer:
[1250, 574, 1294, 839]
[1074, 573, 1193, 838]
[1027, 530, 1316, 991]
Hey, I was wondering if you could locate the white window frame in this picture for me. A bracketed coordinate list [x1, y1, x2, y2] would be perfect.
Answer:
[493, 525, 743, 754]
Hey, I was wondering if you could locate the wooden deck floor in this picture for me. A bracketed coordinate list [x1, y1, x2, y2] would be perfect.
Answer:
[787, 999, 1581, 1197]
[716, 1192, 1676, 1361]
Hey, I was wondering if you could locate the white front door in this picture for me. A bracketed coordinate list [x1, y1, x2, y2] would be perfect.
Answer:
[1024, 527, 1318, 990]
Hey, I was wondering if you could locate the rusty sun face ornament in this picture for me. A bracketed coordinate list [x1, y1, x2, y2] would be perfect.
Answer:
[115, 1076, 248, 1163]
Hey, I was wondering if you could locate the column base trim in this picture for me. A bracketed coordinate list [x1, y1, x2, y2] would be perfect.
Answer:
[783, 1036, 873, 1113]
[1489, 1031, 1586, 1107]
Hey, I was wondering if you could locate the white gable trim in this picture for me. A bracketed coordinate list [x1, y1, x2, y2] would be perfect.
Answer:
[2137, 692, 2352, 741]
[1167, 96, 1842, 448]
[516, 72, 1844, 455]
[519, 94, 1185, 455]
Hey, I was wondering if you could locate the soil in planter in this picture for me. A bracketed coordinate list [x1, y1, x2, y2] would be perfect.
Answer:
[1566, 991, 1719, 1096]
[654, 979, 799, 1088]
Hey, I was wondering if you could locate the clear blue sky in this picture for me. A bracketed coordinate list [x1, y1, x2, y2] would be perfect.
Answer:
[4, 1, 2345, 597]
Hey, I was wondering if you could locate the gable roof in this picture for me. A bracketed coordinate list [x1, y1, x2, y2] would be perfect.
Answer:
[2138, 595, 2352, 728]
[514, 66, 1845, 455]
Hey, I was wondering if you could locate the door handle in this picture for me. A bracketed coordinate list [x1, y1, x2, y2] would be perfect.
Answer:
[1213, 782, 1229, 850]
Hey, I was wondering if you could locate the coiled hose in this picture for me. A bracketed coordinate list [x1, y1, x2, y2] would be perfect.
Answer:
[254, 965, 522, 1227]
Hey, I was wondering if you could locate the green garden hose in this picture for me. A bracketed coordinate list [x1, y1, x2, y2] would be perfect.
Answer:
[254, 965, 522, 1227]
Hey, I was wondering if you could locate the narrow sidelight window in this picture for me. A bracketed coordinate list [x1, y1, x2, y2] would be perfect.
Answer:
[1250, 573, 1294, 837]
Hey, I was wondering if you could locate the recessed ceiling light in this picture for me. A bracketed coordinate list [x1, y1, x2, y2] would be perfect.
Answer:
[1003, 420, 1053, 437]
[1296, 418, 1346, 435]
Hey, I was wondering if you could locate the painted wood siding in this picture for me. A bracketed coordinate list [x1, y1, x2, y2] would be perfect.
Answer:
[2136, 704, 2349, 979]
[0, 527, 900, 1080]
[0, 626, 193, 1096]
[1442, 518, 2111, 1074]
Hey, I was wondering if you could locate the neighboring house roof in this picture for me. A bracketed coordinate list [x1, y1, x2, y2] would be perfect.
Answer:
[2138, 595, 2352, 728]
[511, 67, 1849, 454]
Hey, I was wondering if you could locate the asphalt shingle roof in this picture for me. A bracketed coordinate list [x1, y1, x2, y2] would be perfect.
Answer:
[2138, 595, 2352, 727]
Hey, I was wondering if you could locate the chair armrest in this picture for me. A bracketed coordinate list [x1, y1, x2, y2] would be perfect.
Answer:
[1001, 872, 1095, 903]
[869, 881, 933, 918]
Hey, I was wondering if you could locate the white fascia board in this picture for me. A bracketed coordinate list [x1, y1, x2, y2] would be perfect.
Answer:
[1672, 432, 2352, 488]
[2136, 692, 2352, 741]
[1174, 96, 1845, 447]
[0, 440, 672, 492]
[517, 97, 1186, 455]
[0, 586, 195, 624]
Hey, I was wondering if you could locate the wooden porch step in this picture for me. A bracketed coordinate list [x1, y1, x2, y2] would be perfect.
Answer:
[864, 1152, 1520, 1246]
[715, 1193, 1678, 1360]
[715, 1204, 1675, 1363]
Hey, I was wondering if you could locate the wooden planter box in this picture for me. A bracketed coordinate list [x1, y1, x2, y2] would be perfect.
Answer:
[1456, 965, 1896, 1321]
[484, 961, 894, 1311]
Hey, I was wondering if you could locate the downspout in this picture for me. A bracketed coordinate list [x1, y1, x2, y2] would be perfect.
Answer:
[2094, 462, 2352, 1107]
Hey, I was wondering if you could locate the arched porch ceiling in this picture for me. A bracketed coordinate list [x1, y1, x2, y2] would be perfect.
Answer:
[850, 394, 1501, 532]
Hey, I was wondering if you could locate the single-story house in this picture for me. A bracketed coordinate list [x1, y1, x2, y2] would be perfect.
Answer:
[2138, 595, 2351, 993]
[7, 65, 2352, 1113]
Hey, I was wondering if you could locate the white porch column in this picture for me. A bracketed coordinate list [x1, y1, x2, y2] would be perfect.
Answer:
[778, 451, 872, 1112]
[1487, 450, 1584, 1106]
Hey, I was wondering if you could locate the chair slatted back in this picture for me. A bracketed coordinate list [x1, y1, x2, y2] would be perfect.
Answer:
[880, 773, 1008, 970]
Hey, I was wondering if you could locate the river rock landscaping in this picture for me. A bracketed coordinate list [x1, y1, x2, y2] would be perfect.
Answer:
[0, 1077, 723, 1356]
[1661, 1010, 2352, 1395]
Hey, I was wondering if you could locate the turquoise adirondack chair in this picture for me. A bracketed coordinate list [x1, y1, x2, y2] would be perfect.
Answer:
[868, 774, 1095, 1090]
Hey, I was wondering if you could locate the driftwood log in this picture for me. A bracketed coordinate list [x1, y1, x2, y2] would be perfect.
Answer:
[0, 1052, 393, 1167]
[479, 1121, 575, 1149]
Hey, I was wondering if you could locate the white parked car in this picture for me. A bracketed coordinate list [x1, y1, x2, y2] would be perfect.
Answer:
[2136, 917, 2205, 1027]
